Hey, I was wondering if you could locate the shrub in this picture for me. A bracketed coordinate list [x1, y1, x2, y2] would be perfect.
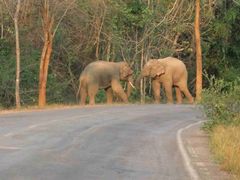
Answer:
[202, 76, 240, 131]
[202, 76, 240, 178]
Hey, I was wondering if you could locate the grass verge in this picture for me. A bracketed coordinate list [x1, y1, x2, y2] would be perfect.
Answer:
[202, 77, 240, 178]
[210, 125, 240, 179]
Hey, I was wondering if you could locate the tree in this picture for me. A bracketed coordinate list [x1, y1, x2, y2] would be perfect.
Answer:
[38, 0, 74, 108]
[38, 0, 54, 108]
[14, 0, 21, 109]
[3, 0, 21, 108]
[194, 0, 202, 101]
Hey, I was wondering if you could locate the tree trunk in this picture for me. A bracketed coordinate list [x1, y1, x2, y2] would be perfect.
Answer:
[38, 0, 54, 108]
[140, 47, 145, 104]
[38, 0, 72, 108]
[38, 35, 53, 108]
[195, 0, 202, 101]
[14, 0, 21, 109]
[0, 2, 3, 39]
[106, 34, 111, 61]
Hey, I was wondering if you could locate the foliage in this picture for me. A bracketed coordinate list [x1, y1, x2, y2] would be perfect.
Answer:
[115, 1, 153, 30]
[203, 0, 240, 77]
[0, 38, 15, 108]
[202, 76, 240, 131]
[0, 38, 11, 56]
[95, 90, 106, 104]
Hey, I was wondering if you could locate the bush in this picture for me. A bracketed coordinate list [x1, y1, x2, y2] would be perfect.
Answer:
[202, 76, 240, 131]
[95, 89, 106, 103]
[202, 75, 240, 178]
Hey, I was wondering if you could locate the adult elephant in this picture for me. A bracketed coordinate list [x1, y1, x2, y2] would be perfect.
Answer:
[78, 61, 134, 105]
[137, 57, 194, 104]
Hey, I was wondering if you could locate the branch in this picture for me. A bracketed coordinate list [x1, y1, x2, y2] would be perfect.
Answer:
[2, 0, 14, 20]
[14, 0, 21, 21]
[120, 48, 127, 62]
[53, 0, 76, 37]
[233, 0, 240, 6]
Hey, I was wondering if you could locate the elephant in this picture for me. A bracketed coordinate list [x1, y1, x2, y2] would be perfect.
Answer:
[136, 57, 194, 104]
[77, 60, 134, 105]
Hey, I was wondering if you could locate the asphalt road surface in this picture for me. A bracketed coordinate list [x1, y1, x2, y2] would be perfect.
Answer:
[0, 104, 225, 180]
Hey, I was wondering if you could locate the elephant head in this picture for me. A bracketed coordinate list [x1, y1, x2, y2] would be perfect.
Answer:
[141, 59, 165, 78]
[136, 59, 166, 87]
[119, 62, 135, 97]
[119, 62, 133, 80]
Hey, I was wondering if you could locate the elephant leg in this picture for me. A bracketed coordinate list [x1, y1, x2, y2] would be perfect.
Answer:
[105, 87, 113, 104]
[183, 88, 194, 104]
[178, 83, 194, 104]
[152, 80, 161, 103]
[80, 86, 87, 105]
[111, 79, 128, 103]
[175, 87, 182, 104]
[88, 84, 99, 105]
[163, 82, 173, 104]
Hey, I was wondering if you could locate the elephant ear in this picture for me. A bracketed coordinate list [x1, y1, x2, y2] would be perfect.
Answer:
[141, 60, 156, 77]
[120, 62, 133, 80]
[150, 63, 165, 78]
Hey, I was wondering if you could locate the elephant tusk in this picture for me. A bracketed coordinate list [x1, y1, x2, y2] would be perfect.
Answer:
[129, 81, 136, 89]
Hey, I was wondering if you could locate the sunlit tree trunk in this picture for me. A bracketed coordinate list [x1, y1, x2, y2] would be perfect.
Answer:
[38, 0, 54, 108]
[38, 0, 74, 108]
[38, 35, 53, 108]
[14, 0, 21, 109]
[195, 0, 202, 101]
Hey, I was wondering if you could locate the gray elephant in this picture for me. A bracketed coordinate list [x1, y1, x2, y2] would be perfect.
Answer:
[137, 57, 194, 104]
[78, 60, 134, 105]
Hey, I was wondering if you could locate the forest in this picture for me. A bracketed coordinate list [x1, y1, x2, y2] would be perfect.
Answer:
[0, 0, 240, 177]
[0, 0, 239, 108]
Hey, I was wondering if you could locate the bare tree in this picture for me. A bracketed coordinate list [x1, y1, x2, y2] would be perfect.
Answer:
[38, 0, 74, 108]
[3, 0, 21, 108]
[194, 0, 203, 101]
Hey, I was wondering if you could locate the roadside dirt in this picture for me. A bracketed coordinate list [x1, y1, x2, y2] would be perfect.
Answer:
[182, 122, 233, 180]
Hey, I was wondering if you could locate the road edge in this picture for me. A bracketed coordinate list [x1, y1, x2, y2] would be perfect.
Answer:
[177, 120, 206, 180]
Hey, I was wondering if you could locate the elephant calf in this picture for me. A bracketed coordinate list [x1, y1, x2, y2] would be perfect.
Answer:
[78, 61, 134, 105]
[137, 57, 194, 104]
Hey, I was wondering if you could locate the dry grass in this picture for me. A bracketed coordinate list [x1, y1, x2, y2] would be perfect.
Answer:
[0, 104, 79, 115]
[0, 103, 136, 115]
[210, 125, 240, 179]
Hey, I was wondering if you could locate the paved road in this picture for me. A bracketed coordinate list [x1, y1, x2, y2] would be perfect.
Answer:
[0, 104, 204, 180]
